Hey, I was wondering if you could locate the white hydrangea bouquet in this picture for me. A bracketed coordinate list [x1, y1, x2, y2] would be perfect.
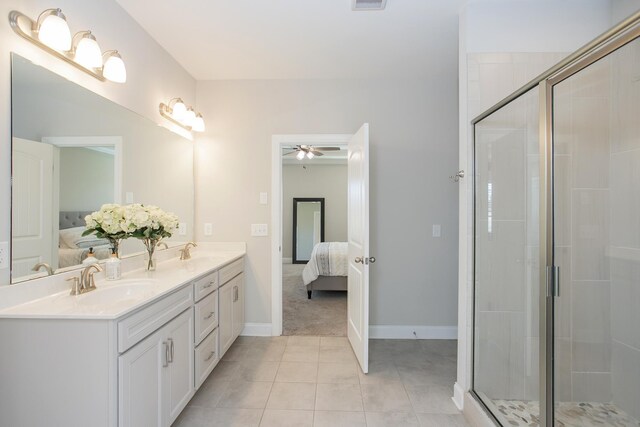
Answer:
[83, 204, 129, 256]
[123, 204, 179, 270]
[83, 203, 179, 270]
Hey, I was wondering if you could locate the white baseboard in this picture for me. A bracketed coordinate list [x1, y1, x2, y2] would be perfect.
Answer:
[369, 325, 458, 339]
[240, 323, 273, 336]
[282, 258, 292, 264]
[452, 382, 465, 410]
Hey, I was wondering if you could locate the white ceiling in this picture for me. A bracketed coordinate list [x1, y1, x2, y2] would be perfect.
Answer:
[115, 0, 465, 80]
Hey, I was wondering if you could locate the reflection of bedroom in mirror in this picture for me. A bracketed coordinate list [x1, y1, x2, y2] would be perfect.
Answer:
[292, 198, 325, 263]
[281, 145, 348, 336]
[10, 53, 195, 283]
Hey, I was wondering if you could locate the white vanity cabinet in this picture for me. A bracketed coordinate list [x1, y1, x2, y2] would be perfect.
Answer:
[119, 308, 194, 427]
[0, 252, 246, 427]
[218, 258, 245, 356]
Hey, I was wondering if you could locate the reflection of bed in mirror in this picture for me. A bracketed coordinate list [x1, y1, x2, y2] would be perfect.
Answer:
[302, 242, 348, 299]
[57, 211, 111, 268]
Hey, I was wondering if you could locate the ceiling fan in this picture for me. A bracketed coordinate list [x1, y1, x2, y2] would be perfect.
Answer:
[283, 145, 342, 160]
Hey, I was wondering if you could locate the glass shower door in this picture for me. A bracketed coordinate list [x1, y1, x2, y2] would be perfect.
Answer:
[552, 35, 640, 427]
[473, 88, 541, 425]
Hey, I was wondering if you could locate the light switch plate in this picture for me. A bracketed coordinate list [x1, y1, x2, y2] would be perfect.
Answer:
[178, 222, 187, 236]
[432, 224, 441, 238]
[0, 241, 8, 269]
[204, 223, 213, 236]
[259, 192, 268, 205]
[125, 192, 134, 203]
[251, 224, 268, 236]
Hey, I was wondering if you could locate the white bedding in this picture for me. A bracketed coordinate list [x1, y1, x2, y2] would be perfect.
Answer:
[302, 242, 348, 286]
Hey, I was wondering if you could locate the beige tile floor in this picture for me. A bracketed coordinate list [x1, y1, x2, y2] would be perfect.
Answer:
[173, 336, 470, 427]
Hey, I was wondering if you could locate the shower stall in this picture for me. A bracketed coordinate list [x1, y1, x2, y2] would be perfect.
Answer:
[472, 13, 640, 427]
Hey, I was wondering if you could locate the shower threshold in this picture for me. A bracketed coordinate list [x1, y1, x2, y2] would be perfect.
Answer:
[491, 399, 639, 426]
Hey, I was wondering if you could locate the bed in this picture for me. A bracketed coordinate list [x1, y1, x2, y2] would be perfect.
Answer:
[302, 242, 348, 299]
[58, 211, 111, 268]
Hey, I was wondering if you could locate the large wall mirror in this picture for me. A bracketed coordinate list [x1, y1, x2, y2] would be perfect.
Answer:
[292, 198, 325, 263]
[10, 54, 195, 283]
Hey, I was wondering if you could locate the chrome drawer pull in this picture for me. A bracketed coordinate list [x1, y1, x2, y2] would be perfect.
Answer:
[168, 338, 174, 363]
[202, 281, 214, 289]
[163, 342, 169, 367]
[204, 311, 215, 320]
[204, 351, 216, 362]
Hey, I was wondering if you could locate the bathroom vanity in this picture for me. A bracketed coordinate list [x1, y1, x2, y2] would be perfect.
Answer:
[0, 246, 245, 427]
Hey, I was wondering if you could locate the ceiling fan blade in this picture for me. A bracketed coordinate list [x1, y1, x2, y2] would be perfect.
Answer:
[311, 150, 324, 157]
[315, 146, 341, 151]
[282, 151, 298, 156]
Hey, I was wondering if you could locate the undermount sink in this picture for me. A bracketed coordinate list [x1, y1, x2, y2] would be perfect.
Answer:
[77, 279, 157, 306]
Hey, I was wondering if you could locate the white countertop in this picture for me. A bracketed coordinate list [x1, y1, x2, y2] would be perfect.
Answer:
[0, 249, 244, 320]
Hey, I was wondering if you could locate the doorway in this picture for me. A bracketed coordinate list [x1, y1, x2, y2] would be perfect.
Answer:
[271, 127, 371, 373]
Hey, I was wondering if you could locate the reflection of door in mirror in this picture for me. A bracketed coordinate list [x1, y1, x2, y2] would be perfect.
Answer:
[11, 138, 54, 278]
[11, 136, 120, 282]
[293, 198, 325, 263]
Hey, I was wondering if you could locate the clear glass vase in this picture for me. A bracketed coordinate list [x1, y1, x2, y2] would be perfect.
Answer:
[143, 238, 158, 271]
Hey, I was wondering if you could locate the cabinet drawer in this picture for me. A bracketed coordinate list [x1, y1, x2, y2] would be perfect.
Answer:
[194, 290, 218, 345]
[195, 329, 218, 389]
[118, 286, 193, 353]
[194, 271, 218, 302]
[219, 258, 243, 285]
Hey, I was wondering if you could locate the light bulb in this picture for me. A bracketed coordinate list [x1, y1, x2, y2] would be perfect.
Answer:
[74, 32, 102, 69]
[172, 100, 187, 121]
[103, 51, 126, 83]
[192, 114, 205, 132]
[183, 108, 196, 127]
[37, 9, 71, 51]
[307, 151, 315, 159]
[296, 151, 305, 160]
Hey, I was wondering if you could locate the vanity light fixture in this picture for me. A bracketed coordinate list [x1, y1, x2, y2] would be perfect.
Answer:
[102, 51, 126, 83]
[35, 8, 71, 51]
[159, 98, 205, 133]
[71, 31, 102, 69]
[8, 9, 127, 83]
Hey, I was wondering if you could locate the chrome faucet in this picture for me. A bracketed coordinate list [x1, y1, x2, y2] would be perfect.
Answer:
[156, 241, 169, 250]
[179, 242, 197, 260]
[32, 262, 53, 276]
[79, 264, 102, 293]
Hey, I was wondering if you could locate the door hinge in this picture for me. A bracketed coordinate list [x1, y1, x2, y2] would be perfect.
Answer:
[546, 266, 560, 297]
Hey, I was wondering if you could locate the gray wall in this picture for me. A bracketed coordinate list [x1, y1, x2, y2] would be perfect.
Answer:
[195, 77, 459, 327]
[283, 164, 347, 260]
[59, 148, 114, 211]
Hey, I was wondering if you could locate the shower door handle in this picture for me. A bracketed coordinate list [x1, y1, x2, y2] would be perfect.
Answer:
[546, 266, 560, 297]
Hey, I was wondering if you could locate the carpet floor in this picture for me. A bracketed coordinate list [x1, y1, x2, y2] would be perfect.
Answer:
[282, 263, 347, 336]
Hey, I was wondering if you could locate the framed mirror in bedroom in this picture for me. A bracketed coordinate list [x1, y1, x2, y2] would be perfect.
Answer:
[292, 198, 325, 264]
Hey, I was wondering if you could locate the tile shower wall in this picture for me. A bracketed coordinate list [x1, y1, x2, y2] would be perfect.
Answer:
[609, 39, 640, 421]
[553, 56, 613, 405]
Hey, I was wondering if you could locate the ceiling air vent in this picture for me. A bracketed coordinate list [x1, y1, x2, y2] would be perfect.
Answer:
[352, 0, 387, 11]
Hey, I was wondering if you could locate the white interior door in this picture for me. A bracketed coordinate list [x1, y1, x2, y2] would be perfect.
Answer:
[347, 123, 370, 373]
[11, 138, 54, 278]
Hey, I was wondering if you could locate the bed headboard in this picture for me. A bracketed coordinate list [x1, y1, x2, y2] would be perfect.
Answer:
[59, 211, 93, 230]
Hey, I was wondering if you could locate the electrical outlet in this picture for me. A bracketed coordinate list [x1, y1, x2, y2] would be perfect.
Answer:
[259, 192, 268, 205]
[204, 223, 213, 236]
[251, 224, 268, 236]
[178, 222, 187, 236]
[125, 192, 134, 203]
[432, 224, 441, 238]
[0, 241, 8, 269]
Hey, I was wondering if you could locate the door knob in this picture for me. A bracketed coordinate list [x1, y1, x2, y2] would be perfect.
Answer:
[367, 257, 376, 264]
[355, 257, 363, 264]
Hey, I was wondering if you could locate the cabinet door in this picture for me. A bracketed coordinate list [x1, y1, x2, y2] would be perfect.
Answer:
[119, 328, 165, 427]
[219, 282, 234, 356]
[164, 308, 195, 426]
[233, 273, 245, 338]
